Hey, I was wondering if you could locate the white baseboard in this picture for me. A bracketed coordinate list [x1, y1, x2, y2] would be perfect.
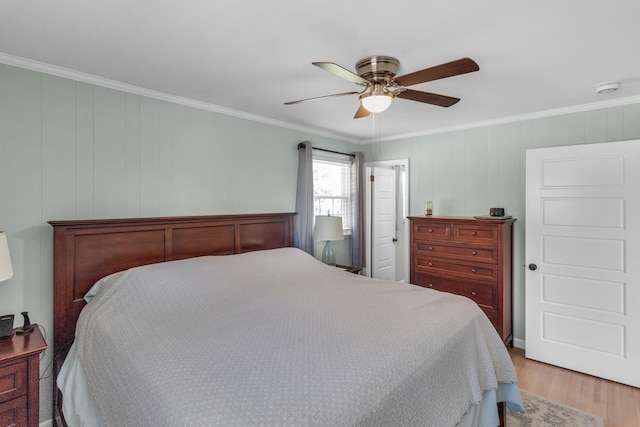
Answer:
[513, 337, 525, 349]
[40, 419, 52, 427]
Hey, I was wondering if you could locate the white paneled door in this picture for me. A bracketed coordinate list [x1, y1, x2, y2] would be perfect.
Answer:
[525, 140, 640, 387]
[371, 167, 397, 280]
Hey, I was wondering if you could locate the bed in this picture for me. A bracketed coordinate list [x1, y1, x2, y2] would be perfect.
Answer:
[49, 213, 522, 426]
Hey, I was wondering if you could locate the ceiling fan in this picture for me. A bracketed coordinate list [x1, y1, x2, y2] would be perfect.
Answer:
[285, 56, 479, 119]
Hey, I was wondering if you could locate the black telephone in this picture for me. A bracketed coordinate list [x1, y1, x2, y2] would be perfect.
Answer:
[16, 311, 33, 334]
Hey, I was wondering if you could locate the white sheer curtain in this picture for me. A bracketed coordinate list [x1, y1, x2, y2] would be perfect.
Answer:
[294, 141, 314, 254]
[351, 152, 365, 268]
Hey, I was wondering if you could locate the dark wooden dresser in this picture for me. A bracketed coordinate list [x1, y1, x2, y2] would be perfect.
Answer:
[0, 326, 47, 427]
[409, 216, 515, 346]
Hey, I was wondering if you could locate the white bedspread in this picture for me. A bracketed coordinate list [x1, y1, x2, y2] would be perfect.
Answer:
[73, 248, 521, 426]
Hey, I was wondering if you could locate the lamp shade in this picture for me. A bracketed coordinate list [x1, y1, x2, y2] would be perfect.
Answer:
[313, 216, 344, 242]
[0, 232, 13, 282]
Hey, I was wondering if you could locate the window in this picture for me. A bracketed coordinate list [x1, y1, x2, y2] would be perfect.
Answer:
[313, 153, 352, 234]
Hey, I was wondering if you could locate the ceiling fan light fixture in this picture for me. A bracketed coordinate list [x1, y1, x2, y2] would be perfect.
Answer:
[361, 94, 393, 113]
[360, 85, 393, 113]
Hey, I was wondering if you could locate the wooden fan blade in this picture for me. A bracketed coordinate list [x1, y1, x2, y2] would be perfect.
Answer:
[284, 91, 360, 105]
[396, 89, 460, 107]
[354, 104, 370, 119]
[394, 57, 479, 87]
[313, 62, 369, 86]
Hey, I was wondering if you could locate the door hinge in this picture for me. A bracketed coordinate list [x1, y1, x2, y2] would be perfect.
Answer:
[370, 175, 375, 182]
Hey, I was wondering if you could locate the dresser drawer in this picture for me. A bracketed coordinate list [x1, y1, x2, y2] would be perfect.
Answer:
[413, 273, 495, 308]
[0, 361, 27, 404]
[452, 224, 499, 244]
[414, 257, 498, 282]
[0, 395, 28, 426]
[413, 240, 498, 264]
[412, 222, 451, 241]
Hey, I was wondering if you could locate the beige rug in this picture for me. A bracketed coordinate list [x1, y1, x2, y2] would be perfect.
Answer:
[506, 390, 604, 427]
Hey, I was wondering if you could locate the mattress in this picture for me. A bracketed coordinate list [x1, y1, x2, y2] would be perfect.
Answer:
[59, 247, 522, 426]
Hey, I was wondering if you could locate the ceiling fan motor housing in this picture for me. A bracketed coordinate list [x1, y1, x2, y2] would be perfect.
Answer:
[356, 56, 399, 83]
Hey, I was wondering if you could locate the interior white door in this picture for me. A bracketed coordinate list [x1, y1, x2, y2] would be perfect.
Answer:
[371, 167, 397, 280]
[525, 140, 640, 387]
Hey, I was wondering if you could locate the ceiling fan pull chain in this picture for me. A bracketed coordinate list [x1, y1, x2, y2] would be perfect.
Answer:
[371, 113, 381, 156]
[377, 114, 381, 156]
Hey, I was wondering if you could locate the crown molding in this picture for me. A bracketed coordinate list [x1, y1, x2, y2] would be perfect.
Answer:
[0, 52, 357, 143]
[378, 95, 640, 143]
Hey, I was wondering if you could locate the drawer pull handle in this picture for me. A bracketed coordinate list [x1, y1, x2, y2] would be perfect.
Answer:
[471, 231, 477, 236]
[428, 229, 434, 233]
[428, 246, 434, 251]
[471, 251, 477, 255]
[428, 262, 433, 267]
[471, 268, 477, 273]
[471, 291, 477, 296]
[428, 283, 433, 288]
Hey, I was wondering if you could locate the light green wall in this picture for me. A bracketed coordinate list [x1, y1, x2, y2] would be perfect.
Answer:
[0, 63, 356, 422]
[363, 103, 640, 346]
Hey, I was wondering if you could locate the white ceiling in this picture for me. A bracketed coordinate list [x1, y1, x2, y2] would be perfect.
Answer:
[1, 1, 639, 143]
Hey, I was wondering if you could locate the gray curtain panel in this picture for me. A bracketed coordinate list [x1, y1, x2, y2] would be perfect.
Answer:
[294, 141, 314, 254]
[351, 152, 365, 268]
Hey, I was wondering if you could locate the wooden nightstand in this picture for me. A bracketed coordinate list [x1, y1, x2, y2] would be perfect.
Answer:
[336, 265, 362, 274]
[0, 325, 47, 427]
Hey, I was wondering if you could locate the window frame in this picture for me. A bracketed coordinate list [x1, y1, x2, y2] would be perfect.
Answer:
[312, 151, 353, 236]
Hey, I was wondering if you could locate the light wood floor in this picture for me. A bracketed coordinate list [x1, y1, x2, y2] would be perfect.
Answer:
[509, 348, 640, 427]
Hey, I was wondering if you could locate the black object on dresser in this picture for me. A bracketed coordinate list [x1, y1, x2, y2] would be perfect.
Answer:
[409, 216, 515, 346]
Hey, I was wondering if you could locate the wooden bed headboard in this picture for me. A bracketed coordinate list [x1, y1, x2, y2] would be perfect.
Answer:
[48, 212, 295, 426]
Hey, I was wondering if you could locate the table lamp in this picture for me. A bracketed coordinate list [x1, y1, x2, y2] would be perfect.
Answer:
[313, 215, 344, 266]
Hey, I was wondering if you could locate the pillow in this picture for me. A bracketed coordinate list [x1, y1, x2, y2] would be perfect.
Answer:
[84, 272, 124, 303]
